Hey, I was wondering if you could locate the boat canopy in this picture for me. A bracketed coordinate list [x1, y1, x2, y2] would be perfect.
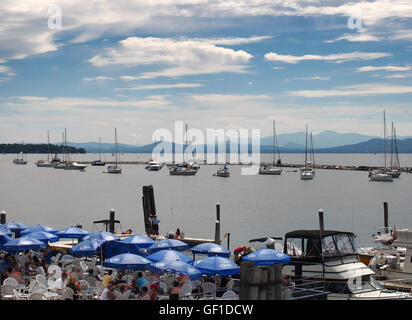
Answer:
[284, 230, 357, 264]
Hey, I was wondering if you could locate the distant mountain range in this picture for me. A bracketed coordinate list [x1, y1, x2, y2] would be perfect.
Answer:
[65, 130, 412, 154]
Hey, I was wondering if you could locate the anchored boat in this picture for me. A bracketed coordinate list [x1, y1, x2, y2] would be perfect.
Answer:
[259, 120, 282, 175]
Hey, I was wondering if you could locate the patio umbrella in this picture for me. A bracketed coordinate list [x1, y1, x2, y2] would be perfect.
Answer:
[2, 236, 46, 253]
[147, 249, 193, 264]
[56, 227, 90, 239]
[21, 224, 58, 235]
[191, 243, 230, 258]
[103, 253, 151, 270]
[149, 259, 202, 281]
[241, 248, 291, 266]
[0, 228, 12, 237]
[147, 239, 189, 254]
[0, 234, 12, 246]
[118, 235, 155, 249]
[0, 221, 28, 233]
[193, 256, 240, 276]
[70, 238, 104, 257]
[23, 231, 59, 244]
[103, 240, 148, 258]
[83, 231, 119, 243]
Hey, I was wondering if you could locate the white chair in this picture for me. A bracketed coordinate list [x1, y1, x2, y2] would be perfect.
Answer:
[3, 277, 18, 287]
[158, 281, 168, 294]
[61, 254, 74, 261]
[28, 292, 46, 300]
[35, 274, 47, 285]
[141, 295, 150, 300]
[64, 264, 74, 272]
[79, 280, 89, 290]
[221, 290, 237, 300]
[47, 264, 62, 280]
[32, 284, 48, 293]
[180, 283, 193, 299]
[158, 295, 169, 300]
[202, 282, 216, 297]
[85, 276, 97, 287]
[27, 279, 37, 293]
[61, 287, 74, 300]
[1, 284, 17, 300]
[50, 252, 61, 264]
[79, 261, 88, 272]
[225, 279, 235, 290]
[123, 274, 134, 285]
[35, 266, 46, 275]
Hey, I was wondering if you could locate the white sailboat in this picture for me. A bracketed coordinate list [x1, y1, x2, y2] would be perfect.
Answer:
[13, 142, 27, 165]
[259, 120, 282, 175]
[389, 123, 401, 178]
[53, 129, 87, 171]
[169, 123, 198, 176]
[36, 130, 54, 167]
[106, 128, 122, 174]
[300, 125, 315, 180]
[370, 111, 393, 182]
[91, 137, 106, 166]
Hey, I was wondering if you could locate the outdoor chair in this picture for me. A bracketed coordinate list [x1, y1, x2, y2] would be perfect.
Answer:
[3, 277, 18, 287]
[202, 282, 216, 298]
[32, 284, 48, 293]
[225, 279, 235, 290]
[28, 292, 46, 300]
[85, 276, 97, 287]
[61, 287, 75, 300]
[50, 253, 61, 264]
[1, 284, 17, 300]
[221, 290, 237, 300]
[35, 274, 47, 285]
[179, 283, 193, 299]
[123, 274, 134, 285]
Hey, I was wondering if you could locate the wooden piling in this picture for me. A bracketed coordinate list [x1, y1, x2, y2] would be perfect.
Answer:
[0, 210, 6, 224]
[109, 209, 115, 234]
[142, 185, 156, 235]
[384, 202, 389, 234]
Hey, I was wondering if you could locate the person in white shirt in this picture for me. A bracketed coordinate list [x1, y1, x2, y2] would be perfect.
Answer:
[114, 283, 133, 300]
[100, 282, 116, 300]
[53, 272, 68, 290]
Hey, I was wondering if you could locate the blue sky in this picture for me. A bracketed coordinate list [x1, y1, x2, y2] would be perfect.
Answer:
[0, 0, 411, 145]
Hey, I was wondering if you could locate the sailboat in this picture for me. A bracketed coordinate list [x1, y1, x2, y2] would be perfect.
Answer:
[13, 142, 27, 165]
[169, 123, 197, 176]
[369, 111, 393, 182]
[53, 129, 87, 171]
[389, 123, 401, 178]
[91, 137, 106, 166]
[106, 128, 122, 174]
[300, 125, 315, 180]
[36, 130, 54, 167]
[259, 120, 282, 175]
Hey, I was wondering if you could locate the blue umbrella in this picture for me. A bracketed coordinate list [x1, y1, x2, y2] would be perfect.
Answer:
[191, 243, 231, 257]
[83, 231, 119, 243]
[0, 221, 28, 233]
[103, 253, 151, 270]
[71, 239, 104, 257]
[0, 234, 12, 246]
[118, 235, 155, 249]
[147, 239, 189, 254]
[2, 237, 46, 253]
[242, 248, 291, 266]
[56, 227, 90, 239]
[103, 240, 148, 258]
[147, 249, 193, 264]
[0, 228, 12, 237]
[21, 224, 58, 236]
[149, 259, 202, 281]
[24, 231, 59, 244]
[193, 256, 240, 276]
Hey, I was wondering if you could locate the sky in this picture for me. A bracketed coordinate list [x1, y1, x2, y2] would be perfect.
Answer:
[0, 0, 411, 145]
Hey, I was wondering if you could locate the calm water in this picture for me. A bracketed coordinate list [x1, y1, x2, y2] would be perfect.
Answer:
[1, 153, 411, 251]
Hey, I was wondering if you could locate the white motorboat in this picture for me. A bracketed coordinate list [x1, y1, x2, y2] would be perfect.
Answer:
[169, 163, 197, 175]
[215, 164, 230, 177]
[107, 164, 122, 174]
[300, 168, 314, 180]
[282, 229, 411, 299]
[259, 166, 282, 175]
[145, 160, 162, 171]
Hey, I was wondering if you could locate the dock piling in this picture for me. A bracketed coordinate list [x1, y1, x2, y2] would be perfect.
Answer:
[215, 203, 220, 244]
[0, 210, 6, 224]
[109, 209, 115, 234]
[384, 202, 389, 234]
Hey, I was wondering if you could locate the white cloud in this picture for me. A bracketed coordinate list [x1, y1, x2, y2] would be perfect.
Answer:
[325, 33, 381, 43]
[116, 83, 204, 90]
[264, 51, 392, 64]
[356, 66, 411, 72]
[83, 76, 115, 81]
[292, 76, 330, 81]
[89, 36, 254, 79]
[287, 83, 412, 97]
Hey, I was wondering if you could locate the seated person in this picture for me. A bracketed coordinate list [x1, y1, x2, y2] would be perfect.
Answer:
[100, 281, 117, 300]
[114, 283, 133, 300]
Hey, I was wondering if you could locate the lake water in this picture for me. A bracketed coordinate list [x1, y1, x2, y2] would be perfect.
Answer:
[1, 153, 411, 252]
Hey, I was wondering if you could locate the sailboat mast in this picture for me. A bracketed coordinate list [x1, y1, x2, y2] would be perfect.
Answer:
[394, 126, 400, 169]
[115, 128, 118, 165]
[272, 120, 276, 165]
[310, 132, 315, 170]
[99, 136, 102, 161]
[383, 111, 387, 170]
[304, 124, 308, 169]
[47, 129, 50, 162]
[390, 122, 394, 169]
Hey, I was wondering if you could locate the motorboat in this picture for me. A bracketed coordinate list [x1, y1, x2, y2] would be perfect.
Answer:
[215, 164, 230, 177]
[259, 165, 282, 175]
[300, 168, 314, 180]
[169, 163, 197, 176]
[145, 160, 162, 171]
[282, 229, 411, 299]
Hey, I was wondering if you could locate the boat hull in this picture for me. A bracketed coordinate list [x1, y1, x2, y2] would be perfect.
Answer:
[259, 168, 282, 175]
[169, 169, 197, 176]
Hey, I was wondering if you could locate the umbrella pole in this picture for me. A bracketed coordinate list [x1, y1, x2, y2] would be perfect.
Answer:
[214, 275, 217, 299]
